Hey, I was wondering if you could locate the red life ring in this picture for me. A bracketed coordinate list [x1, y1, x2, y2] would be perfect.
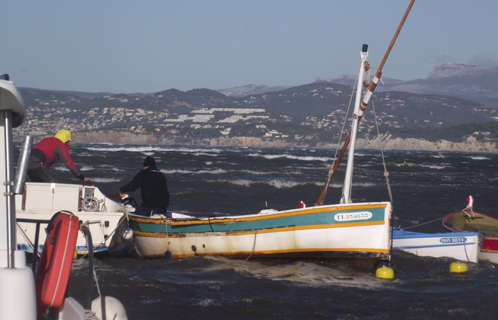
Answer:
[35, 211, 79, 313]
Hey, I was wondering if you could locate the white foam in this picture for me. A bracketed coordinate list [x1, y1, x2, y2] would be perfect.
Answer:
[248, 153, 332, 162]
[227, 179, 253, 187]
[267, 180, 301, 188]
[89, 177, 122, 183]
[470, 155, 490, 160]
[432, 153, 445, 159]
[85, 145, 222, 154]
[392, 162, 449, 170]
[161, 168, 227, 175]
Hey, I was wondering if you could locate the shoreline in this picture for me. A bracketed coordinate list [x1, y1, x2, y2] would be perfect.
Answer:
[15, 130, 498, 153]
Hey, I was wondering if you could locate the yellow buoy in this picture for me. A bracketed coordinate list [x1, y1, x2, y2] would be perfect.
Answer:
[73, 249, 78, 259]
[450, 262, 468, 274]
[376, 265, 394, 279]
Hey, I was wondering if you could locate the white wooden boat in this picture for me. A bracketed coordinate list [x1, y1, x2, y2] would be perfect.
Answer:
[16, 182, 128, 255]
[392, 227, 483, 263]
[121, 2, 416, 266]
[129, 203, 392, 267]
[0, 75, 127, 319]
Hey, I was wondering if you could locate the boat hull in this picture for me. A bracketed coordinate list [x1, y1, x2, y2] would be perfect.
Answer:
[392, 228, 482, 263]
[129, 202, 392, 266]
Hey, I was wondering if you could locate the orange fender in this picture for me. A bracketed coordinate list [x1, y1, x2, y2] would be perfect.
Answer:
[35, 211, 79, 314]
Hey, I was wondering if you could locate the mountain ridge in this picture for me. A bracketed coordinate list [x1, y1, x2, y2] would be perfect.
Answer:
[12, 63, 498, 152]
[321, 63, 498, 107]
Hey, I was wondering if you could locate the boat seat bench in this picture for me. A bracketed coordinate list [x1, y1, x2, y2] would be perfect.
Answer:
[463, 223, 498, 236]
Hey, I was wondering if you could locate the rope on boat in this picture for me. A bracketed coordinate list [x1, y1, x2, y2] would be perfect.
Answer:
[371, 98, 397, 259]
[335, 66, 360, 159]
[245, 230, 258, 261]
[163, 217, 170, 246]
[406, 218, 470, 262]
[104, 212, 130, 246]
[15, 222, 42, 257]
[317, 70, 360, 205]
[403, 217, 444, 230]
[371, 99, 394, 205]
[93, 268, 102, 297]
[462, 230, 470, 262]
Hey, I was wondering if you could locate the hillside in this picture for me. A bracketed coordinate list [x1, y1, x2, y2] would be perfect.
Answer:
[13, 69, 498, 151]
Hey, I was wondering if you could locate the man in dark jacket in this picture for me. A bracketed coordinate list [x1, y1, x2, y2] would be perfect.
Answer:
[27, 129, 87, 182]
[119, 156, 170, 217]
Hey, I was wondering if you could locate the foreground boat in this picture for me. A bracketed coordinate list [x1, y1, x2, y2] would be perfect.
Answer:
[392, 227, 482, 263]
[0, 75, 127, 319]
[443, 197, 498, 263]
[16, 182, 127, 255]
[122, 1, 416, 267]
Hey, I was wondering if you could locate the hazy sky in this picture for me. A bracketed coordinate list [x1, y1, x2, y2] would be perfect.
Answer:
[2, 0, 497, 94]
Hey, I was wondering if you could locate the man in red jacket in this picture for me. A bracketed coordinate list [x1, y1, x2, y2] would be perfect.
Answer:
[27, 129, 88, 183]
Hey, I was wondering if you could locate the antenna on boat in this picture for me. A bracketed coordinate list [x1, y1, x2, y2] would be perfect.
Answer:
[315, 0, 415, 206]
[13, 135, 33, 195]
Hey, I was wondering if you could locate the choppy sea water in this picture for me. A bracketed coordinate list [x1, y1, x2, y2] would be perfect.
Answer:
[23, 144, 498, 319]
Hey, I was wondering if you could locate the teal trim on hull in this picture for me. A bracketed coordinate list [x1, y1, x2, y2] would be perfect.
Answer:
[129, 207, 387, 235]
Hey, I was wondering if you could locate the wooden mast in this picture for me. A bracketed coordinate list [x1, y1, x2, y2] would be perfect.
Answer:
[316, 0, 415, 206]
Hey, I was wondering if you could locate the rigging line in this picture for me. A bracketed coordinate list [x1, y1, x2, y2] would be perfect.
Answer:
[315, 60, 362, 206]
[343, 76, 368, 204]
[208, 216, 214, 232]
[334, 61, 362, 160]
[245, 230, 258, 261]
[315, 132, 351, 206]
[462, 230, 470, 262]
[371, 99, 394, 205]
[16, 223, 40, 256]
[105, 214, 129, 241]
[317, 0, 415, 206]
[345, 75, 369, 205]
[93, 268, 102, 297]
[390, 224, 394, 266]
[163, 217, 169, 245]
[403, 217, 443, 230]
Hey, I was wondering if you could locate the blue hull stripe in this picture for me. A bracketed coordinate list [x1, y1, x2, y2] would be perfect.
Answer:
[395, 242, 477, 249]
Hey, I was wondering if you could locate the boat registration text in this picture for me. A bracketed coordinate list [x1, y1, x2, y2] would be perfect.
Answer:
[440, 237, 466, 244]
[334, 212, 372, 222]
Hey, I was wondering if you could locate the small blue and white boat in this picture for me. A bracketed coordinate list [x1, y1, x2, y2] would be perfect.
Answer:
[392, 228, 483, 263]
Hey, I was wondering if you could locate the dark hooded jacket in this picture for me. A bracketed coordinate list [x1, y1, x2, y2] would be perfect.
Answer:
[119, 166, 169, 209]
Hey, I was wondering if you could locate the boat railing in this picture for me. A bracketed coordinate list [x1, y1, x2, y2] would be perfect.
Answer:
[16, 217, 51, 273]
[79, 224, 96, 312]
